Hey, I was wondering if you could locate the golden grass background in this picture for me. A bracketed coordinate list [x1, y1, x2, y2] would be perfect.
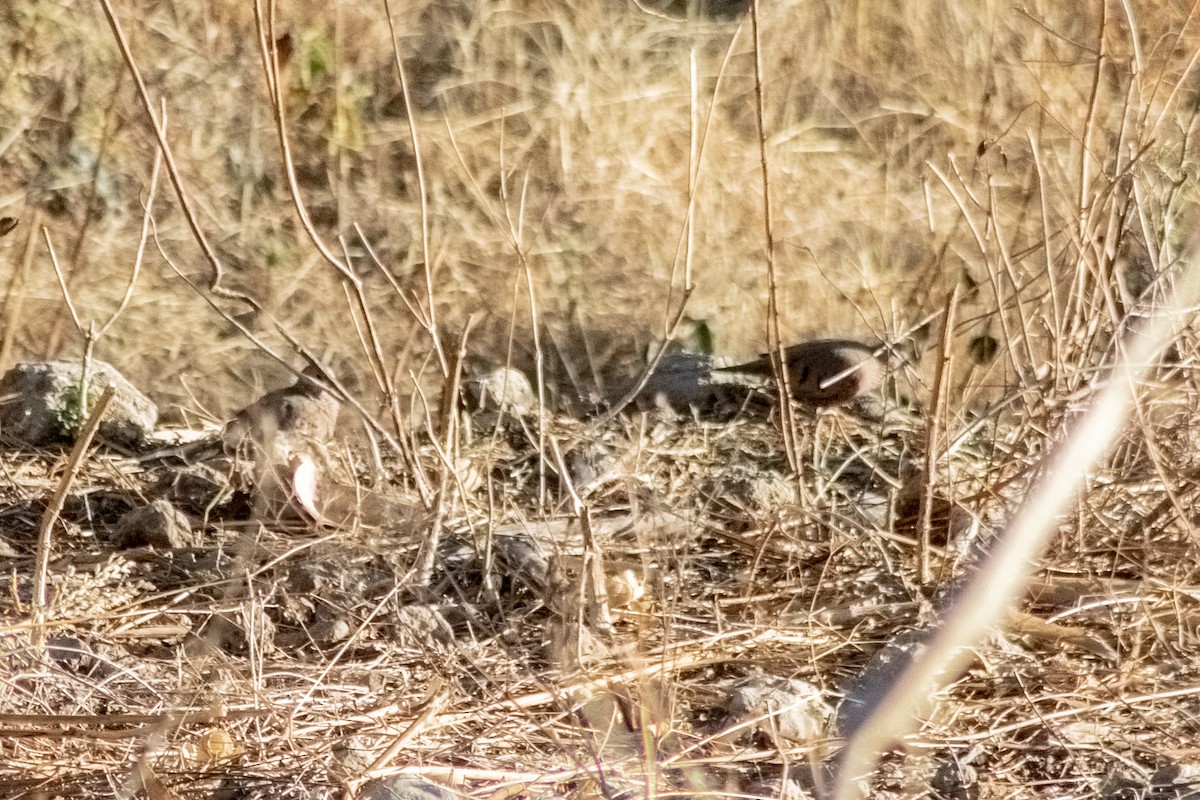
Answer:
[5, 0, 1193, 415]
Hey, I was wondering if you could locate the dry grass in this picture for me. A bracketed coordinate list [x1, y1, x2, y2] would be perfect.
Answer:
[2, 0, 1200, 797]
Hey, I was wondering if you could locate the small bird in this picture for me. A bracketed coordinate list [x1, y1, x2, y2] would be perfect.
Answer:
[715, 339, 882, 406]
[222, 364, 342, 465]
[222, 365, 342, 523]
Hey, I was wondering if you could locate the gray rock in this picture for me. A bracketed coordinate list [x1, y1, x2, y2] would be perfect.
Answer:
[464, 366, 534, 415]
[332, 734, 377, 774]
[0, 360, 158, 447]
[722, 675, 832, 742]
[357, 777, 457, 800]
[115, 500, 195, 548]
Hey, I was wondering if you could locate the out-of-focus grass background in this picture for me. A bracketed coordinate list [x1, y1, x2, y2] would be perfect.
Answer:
[4, 0, 1193, 421]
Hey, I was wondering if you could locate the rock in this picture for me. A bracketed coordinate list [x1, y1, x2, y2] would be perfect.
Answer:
[357, 777, 457, 800]
[463, 366, 534, 415]
[46, 636, 99, 675]
[0, 360, 157, 447]
[115, 500, 195, 548]
[721, 675, 832, 743]
[392, 603, 455, 645]
[332, 734, 377, 774]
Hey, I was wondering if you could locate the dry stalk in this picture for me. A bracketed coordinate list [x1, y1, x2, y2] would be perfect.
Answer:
[253, 0, 358, 286]
[43, 140, 161, 413]
[492, 165, 550, 508]
[32, 384, 118, 621]
[748, 0, 800, 474]
[360, 677, 450, 782]
[919, 284, 959, 585]
[415, 318, 475, 586]
[596, 24, 745, 423]
[43, 73, 126, 358]
[95, 0, 254, 306]
[832, 236, 1200, 798]
[0, 210, 39, 370]
[381, 0, 447, 376]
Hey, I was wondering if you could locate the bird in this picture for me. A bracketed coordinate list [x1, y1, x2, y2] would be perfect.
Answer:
[220, 365, 342, 522]
[714, 339, 882, 406]
[221, 364, 342, 464]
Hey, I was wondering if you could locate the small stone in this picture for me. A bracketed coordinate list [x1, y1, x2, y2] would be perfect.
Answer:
[463, 366, 534, 415]
[722, 675, 832, 742]
[332, 734, 377, 774]
[46, 635, 98, 674]
[0, 360, 158, 447]
[357, 777, 457, 800]
[309, 616, 353, 647]
[115, 500, 195, 548]
[392, 603, 454, 645]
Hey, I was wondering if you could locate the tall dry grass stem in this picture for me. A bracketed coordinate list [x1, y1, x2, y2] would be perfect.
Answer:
[33, 385, 117, 625]
[919, 284, 959, 585]
[833, 236, 1200, 798]
[597, 25, 745, 422]
[0, 211, 39, 370]
[748, 0, 800, 472]
[382, 0, 447, 377]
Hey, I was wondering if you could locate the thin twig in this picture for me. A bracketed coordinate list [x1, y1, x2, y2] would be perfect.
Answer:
[748, 0, 799, 470]
[33, 384, 118, 621]
[919, 284, 959, 584]
[381, 0, 447, 376]
[95, 0, 253, 305]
